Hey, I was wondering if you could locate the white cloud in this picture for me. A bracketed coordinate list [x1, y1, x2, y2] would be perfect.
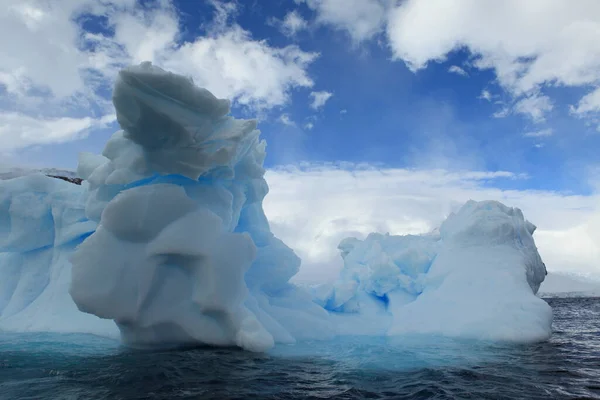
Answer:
[304, 121, 314, 130]
[385, 0, 600, 122]
[340, 109, 347, 114]
[572, 87, 600, 114]
[571, 87, 600, 130]
[165, 27, 317, 109]
[524, 128, 553, 138]
[1, 0, 91, 100]
[386, 0, 600, 91]
[279, 113, 296, 126]
[0, 0, 319, 151]
[299, 0, 387, 42]
[275, 10, 308, 37]
[514, 94, 553, 122]
[291, 1, 600, 123]
[0, 112, 115, 151]
[493, 108, 510, 118]
[263, 164, 600, 284]
[448, 65, 468, 76]
[479, 90, 492, 101]
[309, 90, 333, 109]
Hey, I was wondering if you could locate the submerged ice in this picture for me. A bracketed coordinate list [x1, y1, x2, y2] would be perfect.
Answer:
[0, 63, 552, 351]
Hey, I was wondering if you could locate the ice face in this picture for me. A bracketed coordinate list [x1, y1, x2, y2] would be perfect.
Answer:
[0, 62, 552, 350]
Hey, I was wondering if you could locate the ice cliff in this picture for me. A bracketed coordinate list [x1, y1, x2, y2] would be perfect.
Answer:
[0, 63, 552, 350]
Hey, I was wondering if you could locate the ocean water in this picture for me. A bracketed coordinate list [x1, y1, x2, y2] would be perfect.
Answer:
[1, 297, 599, 400]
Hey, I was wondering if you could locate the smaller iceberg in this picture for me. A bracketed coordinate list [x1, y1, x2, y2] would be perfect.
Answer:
[315, 200, 552, 342]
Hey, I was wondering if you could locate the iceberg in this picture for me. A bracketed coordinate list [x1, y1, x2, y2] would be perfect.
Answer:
[0, 174, 116, 337]
[68, 62, 333, 352]
[316, 200, 552, 342]
[0, 63, 552, 351]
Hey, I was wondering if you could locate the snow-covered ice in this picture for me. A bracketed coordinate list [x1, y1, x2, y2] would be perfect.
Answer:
[0, 63, 552, 351]
[0, 175, 116, 337]
[314, 200, 552, 342]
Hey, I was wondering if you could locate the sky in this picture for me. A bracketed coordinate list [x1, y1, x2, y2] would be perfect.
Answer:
[1, 0, 599, 287]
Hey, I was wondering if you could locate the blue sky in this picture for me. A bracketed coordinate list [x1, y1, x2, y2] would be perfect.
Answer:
[3, 0, 599, 194]
[1, 0, 599, 282]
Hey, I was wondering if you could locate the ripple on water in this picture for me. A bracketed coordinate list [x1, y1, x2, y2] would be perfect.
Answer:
[1, 297, 599, 400]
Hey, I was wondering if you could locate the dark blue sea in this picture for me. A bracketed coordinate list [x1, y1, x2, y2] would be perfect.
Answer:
[1, 297, 599, 400]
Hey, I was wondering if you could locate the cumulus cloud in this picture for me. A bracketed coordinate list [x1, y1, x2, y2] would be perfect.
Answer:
[448, 65, 468, 76]
[572, 87, 600, 115]
[0, 0, 318, 151]
[493, 108, 510, 119]
[299, 0, 600, 124]
[385, 0, 600, 89]
[0, 112, 115, 151]
[1, 0, 94, 101]
[298, 0, 387, 42]
[274, 10, 309, 37]
[514, 94, 553, 122]
[278, 113, 296, 126]
[164, 29, 317, 109]
[263, 164, 600, 283]
[309, 90, 333, 109]
[385, 0, 600, 121]
[570, 87, 600, 130]
[479, 90, 493, 101]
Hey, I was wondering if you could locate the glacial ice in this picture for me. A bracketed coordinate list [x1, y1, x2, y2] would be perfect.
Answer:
[0, 175, 116, 337]
[314, 200, 552, 342]
[0, 62, 552, 351]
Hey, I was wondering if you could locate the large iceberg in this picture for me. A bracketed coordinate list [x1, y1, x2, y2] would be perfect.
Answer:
[1, 63, 332, 352]
[0, 63, 552, 351]
[68, 62, 334, 352]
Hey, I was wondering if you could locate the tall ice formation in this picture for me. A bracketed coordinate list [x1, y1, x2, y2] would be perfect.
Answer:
[0, 63, 552, 350]
[69, 62, 333, 351]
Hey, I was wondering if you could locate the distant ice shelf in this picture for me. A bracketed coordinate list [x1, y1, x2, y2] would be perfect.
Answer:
[0, 63, 552, 351]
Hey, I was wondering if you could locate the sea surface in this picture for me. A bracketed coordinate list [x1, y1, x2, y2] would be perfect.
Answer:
[1, 297, 599, 400]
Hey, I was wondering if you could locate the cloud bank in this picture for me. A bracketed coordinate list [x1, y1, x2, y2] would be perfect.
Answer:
[263, 164, 600, 283]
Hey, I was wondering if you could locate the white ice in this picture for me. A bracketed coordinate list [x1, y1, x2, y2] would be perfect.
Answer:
[0, 63, 552, 351]
[315, 200, 552, 342]
[0, 175, 116, 337]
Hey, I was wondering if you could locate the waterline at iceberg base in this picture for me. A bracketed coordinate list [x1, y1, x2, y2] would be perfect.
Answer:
[0, 63, 552, 351]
